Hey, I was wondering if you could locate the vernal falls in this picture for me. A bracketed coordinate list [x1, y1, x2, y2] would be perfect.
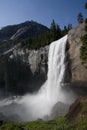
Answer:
[0, 35, 76, 122]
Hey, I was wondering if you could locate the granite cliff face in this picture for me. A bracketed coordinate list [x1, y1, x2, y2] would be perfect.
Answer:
[67, 23, 87, 87]
[12, 45, 49, 77]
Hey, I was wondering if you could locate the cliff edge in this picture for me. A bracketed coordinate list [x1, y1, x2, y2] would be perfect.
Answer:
[67, 23, 87, 88]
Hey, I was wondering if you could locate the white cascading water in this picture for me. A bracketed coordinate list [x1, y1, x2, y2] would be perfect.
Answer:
[0, 35, 75, 121]
[46, 35, 67, 103]
[17, 35, 71, 121]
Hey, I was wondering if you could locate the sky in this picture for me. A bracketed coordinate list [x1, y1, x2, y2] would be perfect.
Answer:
[0, 0, 87, 29]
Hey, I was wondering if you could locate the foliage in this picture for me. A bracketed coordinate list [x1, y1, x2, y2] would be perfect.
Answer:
[62, 24, 72, 36]
[0, 117, 87, 130]
[85, 2, 87, 9]
[77, 12, 84, 24]
[80, 3, 87, 65]
[21, 31, 52, 49]
[50, 19, 62, 40]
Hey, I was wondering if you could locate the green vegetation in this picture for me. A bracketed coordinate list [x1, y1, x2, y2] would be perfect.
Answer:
[0, 118, 87, 130]
[21, 20, 71, 49]
[77, 12, 84, 24]
[80, 2, 87, 65]
[0, 97, 87, 130]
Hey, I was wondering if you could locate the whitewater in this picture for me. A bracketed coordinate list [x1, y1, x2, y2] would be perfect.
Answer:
[0, 35, 75, 121]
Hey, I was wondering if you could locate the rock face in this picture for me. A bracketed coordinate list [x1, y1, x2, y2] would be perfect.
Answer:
[1, 41, 49, 94]
[8, 45, 49, 93]
[13, 45, 49, 77]
[67, 23, 87, 87]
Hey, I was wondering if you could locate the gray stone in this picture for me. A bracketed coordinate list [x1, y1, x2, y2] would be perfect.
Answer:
[67, 23, 87, 87]
[12, 45, 49, 79]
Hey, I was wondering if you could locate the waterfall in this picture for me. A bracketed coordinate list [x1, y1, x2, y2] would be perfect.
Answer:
[46, 35, 67, 103]
[0, 35, 75, 121]
[17, 35, 70, 121]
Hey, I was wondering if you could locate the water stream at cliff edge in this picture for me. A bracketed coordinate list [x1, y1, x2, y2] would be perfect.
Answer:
[0, 35, 76, 121]
[16, 35, 75, 121]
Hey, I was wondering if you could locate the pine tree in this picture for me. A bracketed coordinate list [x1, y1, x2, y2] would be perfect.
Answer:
[56, 24, 62, 39]
[85, 2, 87, 9]
[50, 19, 62, 41]
[68, 24, 72, 30]
[77, 12, 84, 24]
[80, 3, 87, 65]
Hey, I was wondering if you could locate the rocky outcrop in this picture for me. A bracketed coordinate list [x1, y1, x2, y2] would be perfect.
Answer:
[67, 23, 87, 87]
[66, 98, 81, 121]
[13, 45, 49, 77]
